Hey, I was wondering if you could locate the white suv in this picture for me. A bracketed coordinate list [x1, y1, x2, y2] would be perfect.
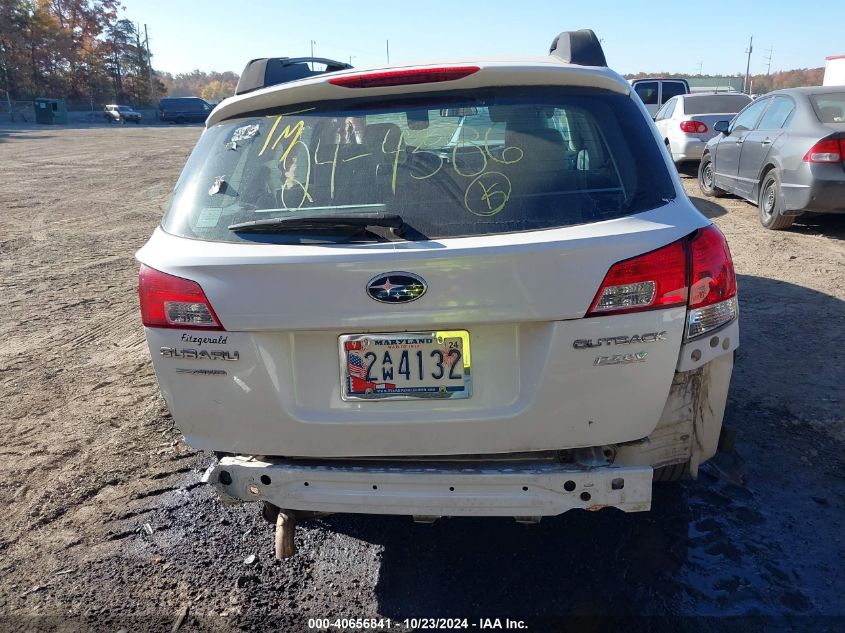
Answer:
[137, 31, 738, 557]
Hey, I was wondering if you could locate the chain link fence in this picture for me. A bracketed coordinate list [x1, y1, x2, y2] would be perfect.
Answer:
[0, 100, 36, 123]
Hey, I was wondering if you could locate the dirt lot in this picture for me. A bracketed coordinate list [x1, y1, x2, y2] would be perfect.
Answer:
[1, 125, 844, 632]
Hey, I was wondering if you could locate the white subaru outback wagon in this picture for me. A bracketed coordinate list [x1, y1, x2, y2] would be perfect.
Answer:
[137, 31, 738, 557]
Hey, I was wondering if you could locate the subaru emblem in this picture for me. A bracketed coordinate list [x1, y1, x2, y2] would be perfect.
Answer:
[366, 272, 427, 304]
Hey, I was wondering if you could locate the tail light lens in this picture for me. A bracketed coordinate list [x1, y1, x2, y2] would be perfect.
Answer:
[587, 240, 688, 315]
[802, 138, 844, 163]
[679, 120, 708, 134]
[329, 66, 479, 88]
[686, 225, 737, 338]
[587, 225, 738, 339]
[138, 265, 224, 330]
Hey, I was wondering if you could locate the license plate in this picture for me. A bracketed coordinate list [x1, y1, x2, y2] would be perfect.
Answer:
[339, 331, 471, 401]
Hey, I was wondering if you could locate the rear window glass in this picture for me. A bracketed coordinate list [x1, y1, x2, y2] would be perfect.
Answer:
[161, 87, 675, 244]
[661, 82, 687, 103]
[809, 93, 845, 123]
[633, 82, 658, 105]
[683, 94, 752, 115]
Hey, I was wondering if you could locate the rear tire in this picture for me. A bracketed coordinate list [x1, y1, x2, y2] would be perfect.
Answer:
[758, 171, 795, 230]
[175, 115, 186, 124]
[653, 461, 691, 482]
[698, 156, 726, 198]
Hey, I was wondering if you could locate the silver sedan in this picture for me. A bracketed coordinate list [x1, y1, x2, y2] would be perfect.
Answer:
[698, 86, 845, 229]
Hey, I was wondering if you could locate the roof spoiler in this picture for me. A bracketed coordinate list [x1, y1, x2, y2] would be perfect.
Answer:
[235, 57, 353, 95]
[548, 30, 607, 67]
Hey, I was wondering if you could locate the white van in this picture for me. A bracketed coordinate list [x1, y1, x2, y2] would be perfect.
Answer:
[631, 78, 690, 117]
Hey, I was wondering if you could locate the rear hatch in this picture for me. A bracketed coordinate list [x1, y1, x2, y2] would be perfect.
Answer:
[138, 71, 711, 458]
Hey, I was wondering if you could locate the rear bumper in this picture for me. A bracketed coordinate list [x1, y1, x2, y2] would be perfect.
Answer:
[670, 137, 706, 163]
[207, 456, 653, 517]
[782, 167, 845, 213]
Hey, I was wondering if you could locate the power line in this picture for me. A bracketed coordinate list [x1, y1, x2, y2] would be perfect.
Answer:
[764, 47, 773, 75]
[743, 36, 753, 94]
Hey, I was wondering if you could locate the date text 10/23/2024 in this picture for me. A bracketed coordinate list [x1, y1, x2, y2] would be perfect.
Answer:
[306, 617, 529, 630]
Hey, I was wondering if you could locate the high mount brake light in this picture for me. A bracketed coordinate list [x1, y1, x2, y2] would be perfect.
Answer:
[328, 66, 480, 89]
[802, 138, 844, 163]
[680, 120, 708, 134]
[138, 265, 224, 330]
[587, 240, 688, 316]
[586, 225, 738, 338]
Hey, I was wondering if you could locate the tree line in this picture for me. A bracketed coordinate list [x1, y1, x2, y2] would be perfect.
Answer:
[0, 0, 242, 108]
[0, 0, 170, 107]
[158, 69, 238, 104]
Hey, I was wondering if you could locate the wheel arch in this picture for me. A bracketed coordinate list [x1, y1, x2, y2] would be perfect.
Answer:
[756, 161, 780, 204]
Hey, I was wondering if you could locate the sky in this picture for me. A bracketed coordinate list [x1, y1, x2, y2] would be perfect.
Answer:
[125, 0, 841, 77]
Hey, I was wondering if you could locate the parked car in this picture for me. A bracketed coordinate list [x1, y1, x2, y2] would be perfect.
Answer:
[137, 31, 739, 558]
[631, 78, 690, 117]
[699, 86, 845, 229]
[654, 92, 752, 166]
[103, 104, 142, 124]
[158, 97, 212, 124]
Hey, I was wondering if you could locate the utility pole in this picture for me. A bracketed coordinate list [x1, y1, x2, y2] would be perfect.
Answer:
[349, 55, 355, 66]
[764, 47, 773, 75]
[696, 61, 703, 76]
[386, 40, 390, 64]
[134, 25, 142, 103]
[144, 24, 155, 105]
[310, 40, 316, 70]
[743, 36, 753, 94]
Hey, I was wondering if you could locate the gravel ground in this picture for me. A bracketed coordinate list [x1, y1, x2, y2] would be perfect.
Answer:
[0, 125, 843, 632]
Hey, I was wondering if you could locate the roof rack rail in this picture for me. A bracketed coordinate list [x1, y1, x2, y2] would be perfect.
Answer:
[235, 57, 353, 95]
[548, 30, 607, 67]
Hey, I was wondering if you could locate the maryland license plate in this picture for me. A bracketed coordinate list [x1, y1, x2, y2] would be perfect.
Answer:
[339, 331, 471, 401]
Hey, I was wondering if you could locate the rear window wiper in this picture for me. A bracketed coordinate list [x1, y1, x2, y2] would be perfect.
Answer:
[228, 213, 407, 238]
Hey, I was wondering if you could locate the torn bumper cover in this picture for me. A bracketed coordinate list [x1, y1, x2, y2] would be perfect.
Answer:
[205, 456, 653, 517]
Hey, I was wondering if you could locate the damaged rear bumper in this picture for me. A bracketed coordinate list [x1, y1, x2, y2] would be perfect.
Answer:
[205, 456, 653, 517]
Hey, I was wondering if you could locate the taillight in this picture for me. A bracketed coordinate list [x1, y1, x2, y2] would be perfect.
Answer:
[587, 240, 688, 316]
[329, 66, 480, 89]
[586, 225, 738, 339]
[802, 138, 844, 163]
[138, 265, 224, 330]
[686, 225, 737, 338]
[680, 120, 708, 134]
